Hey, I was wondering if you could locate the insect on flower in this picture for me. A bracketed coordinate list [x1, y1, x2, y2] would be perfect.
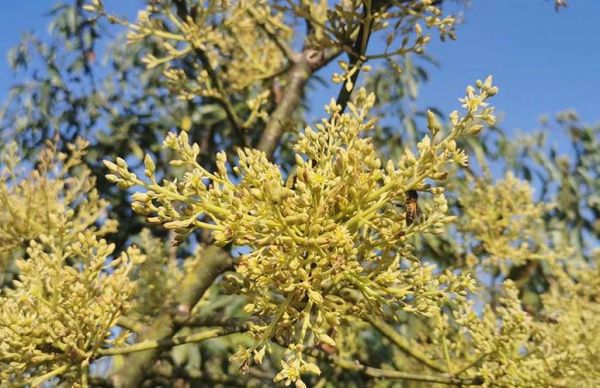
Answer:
[404, 190, 422, 226]
[392, 190, 423, 226]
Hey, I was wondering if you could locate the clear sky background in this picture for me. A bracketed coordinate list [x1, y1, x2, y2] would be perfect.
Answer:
[0, 1, 599, 147]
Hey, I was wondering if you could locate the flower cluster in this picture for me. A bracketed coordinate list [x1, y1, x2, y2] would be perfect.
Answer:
[328, 0, 457, 90]
[86, 0, 461, 133]
[128, 229, 182, 320]
[0, 234, 143, 386]
[106, 77, 498, 385]
[0, 140, 144, 386]
[458, 172, 566, 274]
[86, 0, 293, 129]
[0, 139, 116, 280]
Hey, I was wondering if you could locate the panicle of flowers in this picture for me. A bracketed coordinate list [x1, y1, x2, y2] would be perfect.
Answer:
[423, 172, 588, 386]
[0, 139, 145, 386]
[128, 229, 182, 320]
[445, 281, 553, 386]
[429, 273, 597, 387]
[530, 253, 600, 386]
[0, 138, 117, 280]
[0, 234, 144, 386]
[107, 77, 498, 385]
[298, 0, 455, 53]
[458, 171, 569, 274]
[86, 0, 292, 130]
[329, 0, 457, 89]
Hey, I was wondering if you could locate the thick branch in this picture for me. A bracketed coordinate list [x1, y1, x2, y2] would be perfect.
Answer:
[110, 245, 233, 387]
[256, 56, 309, 155]
[257, 48, 339, 156]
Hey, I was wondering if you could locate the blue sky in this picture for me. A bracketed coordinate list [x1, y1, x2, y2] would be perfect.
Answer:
[419, 1, 600, 138]
[1, 1, 599, 146]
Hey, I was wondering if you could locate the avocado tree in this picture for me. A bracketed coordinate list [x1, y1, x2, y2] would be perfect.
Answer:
[4, 1, 600, 387]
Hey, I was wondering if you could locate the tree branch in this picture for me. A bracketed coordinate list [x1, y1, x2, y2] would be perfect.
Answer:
[335, 0, 375, 112]
[117, 316, 146, 334]
[365, 315, 447, 373]
[334, 0, 446, 111]
[256, 48, 339, 156]
[191, 46, 246, 140]
[98, 325, 245, 356]
[110, 245, 233, 387]
[331, 356, 483, 386]
[247, 8, 295, 61]
[273, 338, 482, 386]
[172, 0, 246, 143]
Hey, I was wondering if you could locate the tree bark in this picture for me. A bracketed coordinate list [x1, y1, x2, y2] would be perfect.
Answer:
[256, 48, 338, 156]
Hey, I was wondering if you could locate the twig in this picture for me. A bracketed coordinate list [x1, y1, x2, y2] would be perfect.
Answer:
[273, 338, 482, 386]
[335, 0, 374, 113]
[247, 7, 295, 61]
[31, 364, 70, 387]
[98, 325, 245, 356]
[442, 335, 454, 375]
[172, 0, 246, 143]
[331, 357, 483, 385]
[365, 315, 447, 373]
[190, 46, 245, 138]
[117, 316, 146, 333]
[455, 352, 490, 376]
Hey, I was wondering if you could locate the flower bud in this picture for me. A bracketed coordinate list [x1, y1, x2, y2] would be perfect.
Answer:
[144, 154, 155, 176]
[467, 124, 484, 136]
[427, 110, 442, 136]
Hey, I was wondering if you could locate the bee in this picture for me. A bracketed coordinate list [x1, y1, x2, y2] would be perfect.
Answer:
[404, 190, 422, 226]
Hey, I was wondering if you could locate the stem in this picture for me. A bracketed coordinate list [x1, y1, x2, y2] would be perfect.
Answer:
[140, 27, 187, 42]
[335, 0, 374, 113]
[81, 362, 89, 388]
[455, 352, 490, 376]
[31, 364, 70, 387]
[365, 315, 446, 373]
[299, 300, 314, 342]
[248, 7, 295, 60]
[257, 293, 293, 347]
[332, 357, 482, 385]
[442, 335, 454, 375]
[147, 46, 193, 67]
[117, 316, 147, 333]
[189, 45, 245, 141]
[98, 327, 241, 356]
[345, 195, 389, 229]
[194, 220, 225, 231]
